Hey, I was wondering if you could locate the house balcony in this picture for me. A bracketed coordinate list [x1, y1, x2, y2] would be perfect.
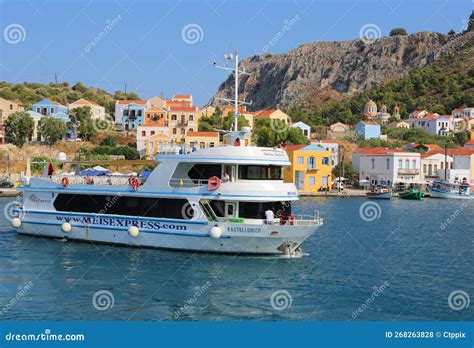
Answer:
[398, 169, 420, 175]
[178, 121, 188, 127]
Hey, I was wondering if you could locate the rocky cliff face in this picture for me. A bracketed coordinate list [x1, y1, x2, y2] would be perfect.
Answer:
[212, 32, 451, 110]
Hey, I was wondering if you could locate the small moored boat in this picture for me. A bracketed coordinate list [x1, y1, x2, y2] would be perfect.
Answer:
[428, 180, 472, 199]
[366, 185, 392, 199]
[399, 187, 424, 200]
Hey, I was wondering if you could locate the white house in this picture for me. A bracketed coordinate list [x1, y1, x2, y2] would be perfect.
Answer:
[356, 149, 421, 186]
[462, 108, 474, 118]
[136, 123, 170, 155]
[452, 108, 464, 117]
[291, 121, 311, 139]
[387, 120, 410, 129]
[313, 140, 339, 167]
[409, 110, 428, 119]
[420, 152, 453, 181]
[69, 99, 106, 120]
[413, 115, 453, 136]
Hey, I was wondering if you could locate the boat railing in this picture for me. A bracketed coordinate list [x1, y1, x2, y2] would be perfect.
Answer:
[42, 175, 145, 186]
[169, 178, 210, 188]
[291, 213, 323, 226]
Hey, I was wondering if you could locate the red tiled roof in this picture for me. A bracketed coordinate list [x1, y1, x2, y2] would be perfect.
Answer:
[354, 148, 406, 154]
[426, 149, 474, 156]
[116, 100, 148, 105]
[452, 108, 464, 112]
[464, 140, 474, 145]
[187, 131, 219, 137]
[169, 106, 197, 112]
[173, 94, 192, 99]
[359, 121, 379, 125]
[254, 109, 279, 116]
[44, 99, 65, 106]
[283, 144, 306, 151]
[71, 98, 98, 105]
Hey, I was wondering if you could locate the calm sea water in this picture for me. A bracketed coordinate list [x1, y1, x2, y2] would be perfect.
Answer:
[0, 197, 472, 321]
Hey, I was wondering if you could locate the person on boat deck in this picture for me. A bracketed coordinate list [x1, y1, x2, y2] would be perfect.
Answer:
[265, 208, 275, 225]
[234, 138, 241, 146]
[222, 172, 230, 183]
[85, 175, 94, 185]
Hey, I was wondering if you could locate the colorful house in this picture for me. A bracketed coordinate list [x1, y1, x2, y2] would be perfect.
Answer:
[291, 121, 311, 139]
[185, 131, 219, 149]
[69, 99, 106, 120]
[283, 144, 333, 193]
[114, 100, 150, 129]
[355, 121, 381, 139]
[32, 99, 68, 116]
[144, 132, 176, 159]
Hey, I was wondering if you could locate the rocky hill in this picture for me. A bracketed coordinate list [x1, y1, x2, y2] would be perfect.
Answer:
[212, 13, 473, 110]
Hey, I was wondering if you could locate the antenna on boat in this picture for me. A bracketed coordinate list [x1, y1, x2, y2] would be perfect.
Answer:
[214, 49, 252, 132]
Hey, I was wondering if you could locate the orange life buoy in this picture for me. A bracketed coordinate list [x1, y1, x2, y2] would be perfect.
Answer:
[288, 215, 295, 225]
[129, 176, 141, 190]
[61, 177, 70, 188]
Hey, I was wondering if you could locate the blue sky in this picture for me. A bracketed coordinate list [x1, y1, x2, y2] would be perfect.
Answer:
[0, 0, 472, 105]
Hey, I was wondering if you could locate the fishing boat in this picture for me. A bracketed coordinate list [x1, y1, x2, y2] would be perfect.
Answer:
[9, 50, 323, 257]
[366, 185, 392, 199]
[428, 180, 472, 199]
[399, 187, 424, 200]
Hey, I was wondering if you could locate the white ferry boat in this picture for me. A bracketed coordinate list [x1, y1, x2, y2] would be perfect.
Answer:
[10, 49, 322, 256]
[11, 129, 322, 256]
[428, 180, 472, 199]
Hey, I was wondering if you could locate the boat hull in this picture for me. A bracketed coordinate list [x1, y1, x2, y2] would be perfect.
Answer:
[399, 191, 424, 200]
[366, 192, 392, 199]
[429, 189, 473, 200]
[15, 211, 320, 255]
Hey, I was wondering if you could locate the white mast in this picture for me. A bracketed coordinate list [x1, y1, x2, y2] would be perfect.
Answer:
[214, 49, 252, 132]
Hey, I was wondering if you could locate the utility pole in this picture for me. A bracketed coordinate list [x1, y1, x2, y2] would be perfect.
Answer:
[213, 49, 252, 132]
[54, 73, 58, 85]
[124, 82, 127, 95]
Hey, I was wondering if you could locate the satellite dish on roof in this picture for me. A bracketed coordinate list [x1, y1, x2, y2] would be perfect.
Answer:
[56, 152, 67, 162]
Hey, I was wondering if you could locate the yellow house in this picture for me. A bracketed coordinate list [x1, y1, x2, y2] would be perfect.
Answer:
[168, 106, 200, 142]
[283, 144, 333, 193]
[252, 109, 289, 128]
[185, 131, 219, 149]
[145, 132, 176, 159]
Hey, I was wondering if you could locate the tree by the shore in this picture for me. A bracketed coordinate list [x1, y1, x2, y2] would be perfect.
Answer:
[4, 111, 34, 147]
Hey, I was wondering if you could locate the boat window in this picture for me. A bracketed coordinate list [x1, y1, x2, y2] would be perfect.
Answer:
[209, 200, 225, 217]
[54, 194, 194, 220]
[238, 165, 282, 180]
[238, 201, 291, 219]
[188, 164, 222, 181]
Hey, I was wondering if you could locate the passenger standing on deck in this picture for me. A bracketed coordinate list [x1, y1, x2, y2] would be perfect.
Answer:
[265, 208, 274, 225]
[222, 171, 230, 183]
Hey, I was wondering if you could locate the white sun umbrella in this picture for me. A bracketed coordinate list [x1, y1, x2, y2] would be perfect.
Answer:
[126, 172, 138, 176]
[110, 171, 124, 176]
[334, 177, 347, 182]
[358, 179, 370, 184]
[93, 165, 108, 171]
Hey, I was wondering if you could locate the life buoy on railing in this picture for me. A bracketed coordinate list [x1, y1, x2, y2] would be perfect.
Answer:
[279, 214, 295, 225]
[61, 177, 70, 188]
[288, 215, 295, 226]
[129, 176, 141, 190]
[208, 176, 221, 191]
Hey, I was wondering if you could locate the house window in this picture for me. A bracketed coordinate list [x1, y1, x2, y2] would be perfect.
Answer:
[189, 115, 194, 121]
[209, 142, 215, 147]
[399, 159, 403, 168]
[297, 156, 304, 165]
[309, 177, 315, 185]
[150, 142, 154, 151]
[137, 110, 142, 116]
[441, 162, 444, 169]
[173, 128, 177, 134]
[151, 131, 155, 136]
[36, 107, 40, 113]
[412, 159, 416, 169]
[405, 159, 409, 169]
[50, 107, 54, 113]
[9, 104, 13, 110]
[434, 164, 437, 172]
[371, 158, 375, 170]
[322, 157, 330, 165]
[172, 114, 177, 120]
[181, 128, 185, 135]
[423, 164, 427, 173]
[386, 159, 390, 170]
[200, 142, 205, 149]
[189, 128, 193, 132]
[141, 131, 146, 137]
[308, 157, 315, 169]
